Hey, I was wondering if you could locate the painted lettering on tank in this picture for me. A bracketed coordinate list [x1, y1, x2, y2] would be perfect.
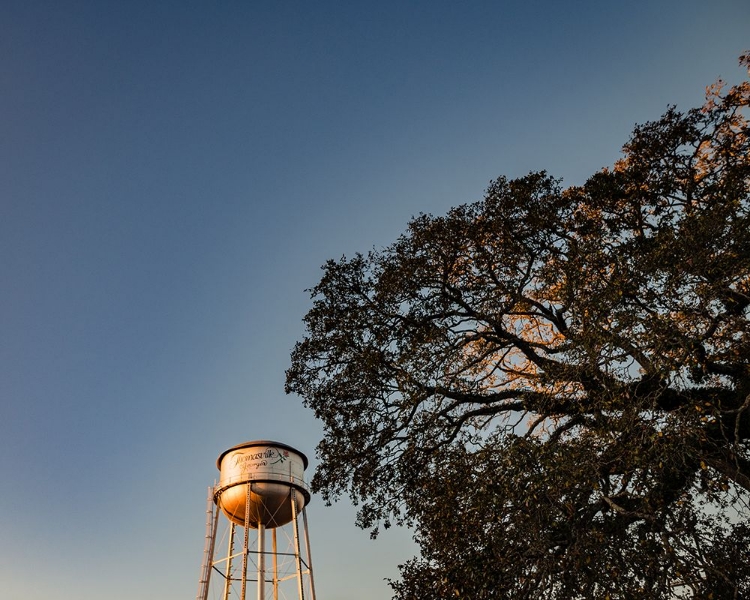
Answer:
[232, 447, 290, 470]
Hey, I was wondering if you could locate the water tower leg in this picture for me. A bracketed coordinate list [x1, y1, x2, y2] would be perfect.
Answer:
[222, 523, 236, 600]
[258, 522, 266, 600]
[290, 490, 305, 600]
[302, 507, 317, 600]
[272, 528, 279, 600]
[240, 484, 253, 600]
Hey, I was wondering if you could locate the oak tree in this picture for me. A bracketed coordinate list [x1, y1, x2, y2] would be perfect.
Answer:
[287, 57, 750, 599]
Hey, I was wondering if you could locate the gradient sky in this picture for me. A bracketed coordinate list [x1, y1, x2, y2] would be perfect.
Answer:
[1, 2, 748, 599]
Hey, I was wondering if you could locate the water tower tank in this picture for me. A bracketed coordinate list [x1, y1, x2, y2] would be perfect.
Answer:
[214, 440, 310, 528]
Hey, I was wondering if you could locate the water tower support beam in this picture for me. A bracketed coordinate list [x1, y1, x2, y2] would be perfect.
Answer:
[222, 523, 236, 600]
[258, 522, 266, 600]
[272, 528, 279, 600]
[302, 506, 317, 600]
[240, 483, 252, 600]
[290, 490, 305, 600]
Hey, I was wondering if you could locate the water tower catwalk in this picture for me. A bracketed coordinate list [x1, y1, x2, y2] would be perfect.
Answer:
[196, 441, 316, 600]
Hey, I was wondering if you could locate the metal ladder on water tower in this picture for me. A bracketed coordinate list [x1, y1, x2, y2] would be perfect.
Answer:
[196, 486, 218, 600]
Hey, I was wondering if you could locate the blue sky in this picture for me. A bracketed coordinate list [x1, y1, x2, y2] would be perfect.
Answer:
[1, 1, 747, 598]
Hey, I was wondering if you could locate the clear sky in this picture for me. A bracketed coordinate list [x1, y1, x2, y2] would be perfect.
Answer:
[1, 1, 747, 598]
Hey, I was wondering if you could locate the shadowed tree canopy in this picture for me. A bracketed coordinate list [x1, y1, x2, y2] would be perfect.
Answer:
[287, 57, 750, 599]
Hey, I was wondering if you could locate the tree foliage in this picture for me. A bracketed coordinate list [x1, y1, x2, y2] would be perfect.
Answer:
[287, 57, 750, 599]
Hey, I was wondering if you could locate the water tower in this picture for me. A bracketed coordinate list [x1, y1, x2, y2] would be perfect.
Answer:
[196, 441, 316, 600]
